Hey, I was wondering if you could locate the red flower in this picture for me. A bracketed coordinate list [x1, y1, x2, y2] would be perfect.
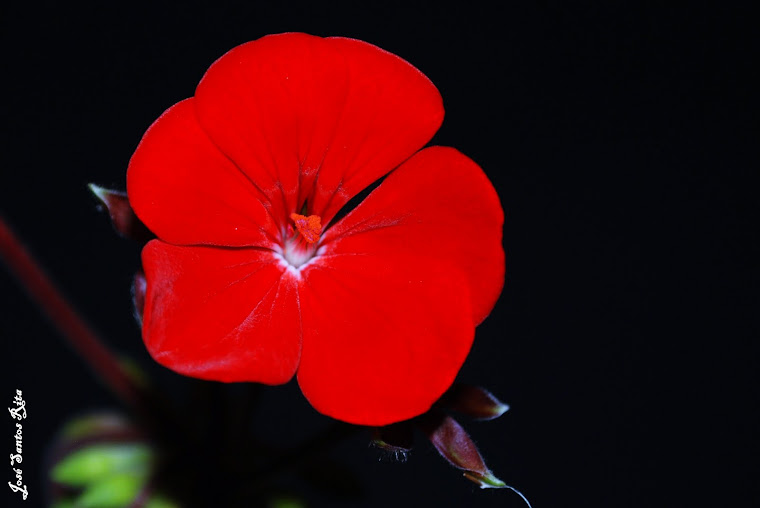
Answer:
[127, 33, 504, 426]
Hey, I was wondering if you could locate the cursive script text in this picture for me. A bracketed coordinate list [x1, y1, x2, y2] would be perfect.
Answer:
[8, 389, 27, 500]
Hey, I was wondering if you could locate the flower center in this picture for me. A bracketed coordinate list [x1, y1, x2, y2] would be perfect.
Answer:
[281, 213, 323, 269]
[290, 213, 322, 244]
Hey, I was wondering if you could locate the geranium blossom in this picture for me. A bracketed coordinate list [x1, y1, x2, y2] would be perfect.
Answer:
[127, 33, 504, 426]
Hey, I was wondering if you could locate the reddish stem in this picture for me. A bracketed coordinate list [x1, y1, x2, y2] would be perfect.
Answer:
[0, 215, 142, 408]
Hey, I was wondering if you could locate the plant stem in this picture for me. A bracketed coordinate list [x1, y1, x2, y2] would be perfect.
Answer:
[0, 215, 143, 409]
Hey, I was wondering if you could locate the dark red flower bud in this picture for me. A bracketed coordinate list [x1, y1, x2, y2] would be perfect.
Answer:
[132, 269, 147, 325]
[420, 413, 532, 505]
[420, 413, 505, 488]
[438, 384, 510, 420]
[88, 184, 153, 243]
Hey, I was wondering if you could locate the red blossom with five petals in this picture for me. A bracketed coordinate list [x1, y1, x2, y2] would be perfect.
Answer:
[126, 33, 504, 426]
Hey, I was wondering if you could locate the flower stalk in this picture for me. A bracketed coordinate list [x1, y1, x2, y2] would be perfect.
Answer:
[0, 215, 144, 409]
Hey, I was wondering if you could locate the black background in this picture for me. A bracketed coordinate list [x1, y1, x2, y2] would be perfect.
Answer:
[2, 2, 756, 507]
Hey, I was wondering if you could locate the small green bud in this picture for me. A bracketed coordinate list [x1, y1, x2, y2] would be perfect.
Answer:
[51, 443, 152, 487]
[76, 471, 148, 508]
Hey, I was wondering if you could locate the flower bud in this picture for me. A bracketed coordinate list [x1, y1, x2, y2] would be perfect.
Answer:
[438, 384, 510, 420]
[47, 413, 178, 508]
[51, 443, 152, 487]
[75, 471, 147, 507]
[132, 269, 147, 325]
[89, 184, 153, 242]
[420, 413, 506, 489]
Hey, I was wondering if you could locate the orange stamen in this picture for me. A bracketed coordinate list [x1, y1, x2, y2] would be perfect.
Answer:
[290, 213, 322, 244]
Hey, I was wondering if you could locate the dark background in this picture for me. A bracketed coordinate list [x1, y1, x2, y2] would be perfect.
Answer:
[2, 2, 756, 507]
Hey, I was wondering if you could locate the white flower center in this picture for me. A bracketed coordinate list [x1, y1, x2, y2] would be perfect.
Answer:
[275, 236, 322, 275]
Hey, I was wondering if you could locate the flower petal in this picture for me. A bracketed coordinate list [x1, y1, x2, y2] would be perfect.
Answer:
[127, 98, 277, 247]
[141, 240, 300, 384]
[194, 33, 443, 224]
[297, 253, 474, 425]
[322, 146, 504, 325]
